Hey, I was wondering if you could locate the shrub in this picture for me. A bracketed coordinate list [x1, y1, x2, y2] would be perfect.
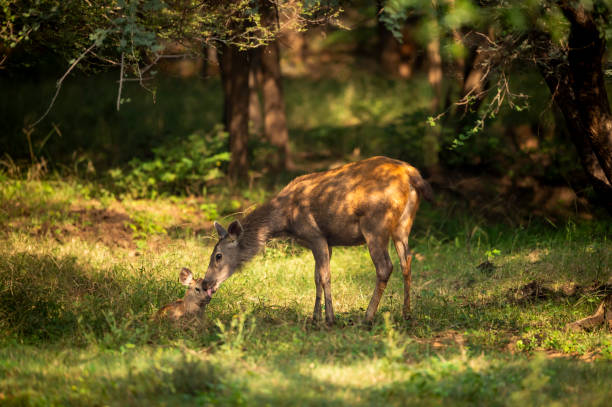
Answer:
[109, 125, 230, 198]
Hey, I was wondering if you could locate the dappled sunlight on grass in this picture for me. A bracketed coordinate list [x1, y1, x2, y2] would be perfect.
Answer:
[0, 179, 610, 405]
[5, 341, 611, 406]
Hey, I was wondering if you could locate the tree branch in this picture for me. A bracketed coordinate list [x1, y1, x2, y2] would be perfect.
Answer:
[29, 44, 96, 129]
[116, 52, 125, 111]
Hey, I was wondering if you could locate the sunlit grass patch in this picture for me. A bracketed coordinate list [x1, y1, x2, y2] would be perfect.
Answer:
[0, 178, 611, 405]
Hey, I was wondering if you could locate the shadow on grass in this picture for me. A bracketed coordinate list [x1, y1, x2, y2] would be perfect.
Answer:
[4, 342, 611, 407]
[2, 249, 611, 405]
[0, 251, 183, 343]
[0, 349, 238, 406]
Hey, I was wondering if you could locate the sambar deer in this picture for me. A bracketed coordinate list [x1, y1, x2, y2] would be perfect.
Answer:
[156, 268, 211, 320]
[201, 156, 433, 324]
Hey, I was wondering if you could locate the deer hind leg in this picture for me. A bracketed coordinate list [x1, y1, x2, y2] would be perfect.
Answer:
[362, 220, 393, 323]
[393, 237, 413, 320]
[393, 195, 418, 320]
[311, 239, 334, 325]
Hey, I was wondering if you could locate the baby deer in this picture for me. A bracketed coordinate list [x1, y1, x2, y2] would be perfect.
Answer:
[155, 268, 210, 320]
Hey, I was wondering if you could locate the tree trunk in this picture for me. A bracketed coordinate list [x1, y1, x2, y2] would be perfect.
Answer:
[249, 48, 263, 137]
[449, 32, 491, 142]
[282, 22, 307, 74]
[378, 16, 401, 76]
[457, 38, 489, 119]
[424, 27, 443, 175]
[447, 0, 465, 94]
[376, 1, 418, 78]
[560, 3, 612, 186]
[533, 3, 612, 205]
[203, 45, 219, 77]
[260, 2, 292, 171]
[218, 45, 231, 132]
[219, 43, 251, 180]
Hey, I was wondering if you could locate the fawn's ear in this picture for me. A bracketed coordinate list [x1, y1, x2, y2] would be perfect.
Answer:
[227, 220, 243, 240]
[214, 221, 228, 239]
[179, 268, 193, 286]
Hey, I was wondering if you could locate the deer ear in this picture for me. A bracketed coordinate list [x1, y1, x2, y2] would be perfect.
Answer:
[227, 220, 243, 239]
[178, 268, 193, 286]
[214, 221, 228, 239]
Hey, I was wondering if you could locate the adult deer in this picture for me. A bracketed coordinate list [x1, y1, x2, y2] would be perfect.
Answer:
[201, 156, 433, 324]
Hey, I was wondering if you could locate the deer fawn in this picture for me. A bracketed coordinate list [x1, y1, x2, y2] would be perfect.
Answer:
[200, 156, 433, 324]
[156, 268, 210, 320]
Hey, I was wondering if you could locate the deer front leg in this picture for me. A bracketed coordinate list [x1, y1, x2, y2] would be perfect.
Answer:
[312, 245, 332, 323]
[313, 267, 322, 323]
[311, 239, 334, 325]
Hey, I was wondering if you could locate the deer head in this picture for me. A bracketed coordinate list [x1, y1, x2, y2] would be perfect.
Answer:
[200, 220, 245, 297]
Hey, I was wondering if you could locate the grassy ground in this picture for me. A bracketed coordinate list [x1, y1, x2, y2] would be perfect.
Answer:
[1, 178, 611, 406]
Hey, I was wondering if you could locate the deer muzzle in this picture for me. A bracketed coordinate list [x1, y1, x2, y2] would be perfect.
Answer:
[201, 278, 217, 298]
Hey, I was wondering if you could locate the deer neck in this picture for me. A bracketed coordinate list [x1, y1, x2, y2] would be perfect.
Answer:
[237, 200, 286, 265]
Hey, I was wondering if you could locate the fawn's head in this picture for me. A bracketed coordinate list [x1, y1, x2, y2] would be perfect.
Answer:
[200, 220, 244, 297]
[179, 267, 209, 308]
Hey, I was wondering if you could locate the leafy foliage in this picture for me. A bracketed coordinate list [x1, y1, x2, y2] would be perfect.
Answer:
[109, 124, 230, 198]
[379, 0, 611, 151]
[1, 1, 341, 75]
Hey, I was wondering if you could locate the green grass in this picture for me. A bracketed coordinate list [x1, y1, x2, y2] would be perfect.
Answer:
[0, 179, 611, 405]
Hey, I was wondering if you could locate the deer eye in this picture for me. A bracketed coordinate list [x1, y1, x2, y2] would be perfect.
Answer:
[195, 287, 201, 293]
[215, 253, 222, 262]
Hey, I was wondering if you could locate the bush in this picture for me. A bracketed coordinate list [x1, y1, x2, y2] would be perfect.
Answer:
[109, 125, 230, 198]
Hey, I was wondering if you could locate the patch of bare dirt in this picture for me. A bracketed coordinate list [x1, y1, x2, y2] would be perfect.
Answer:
[526, 248, 549, 263]
[37, 203, 136, 248]
[506, 279, 612, 304]
[507, 280, 556, 303]
[4, 197, 218, 249]
[123, 198, 215, 237]
[539, 350, 603, 362]
[69, 207, 134, 248]
[413, 330, 466, 349]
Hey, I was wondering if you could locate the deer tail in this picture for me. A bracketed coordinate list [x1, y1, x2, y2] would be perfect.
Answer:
[409, 172, 434, 203]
